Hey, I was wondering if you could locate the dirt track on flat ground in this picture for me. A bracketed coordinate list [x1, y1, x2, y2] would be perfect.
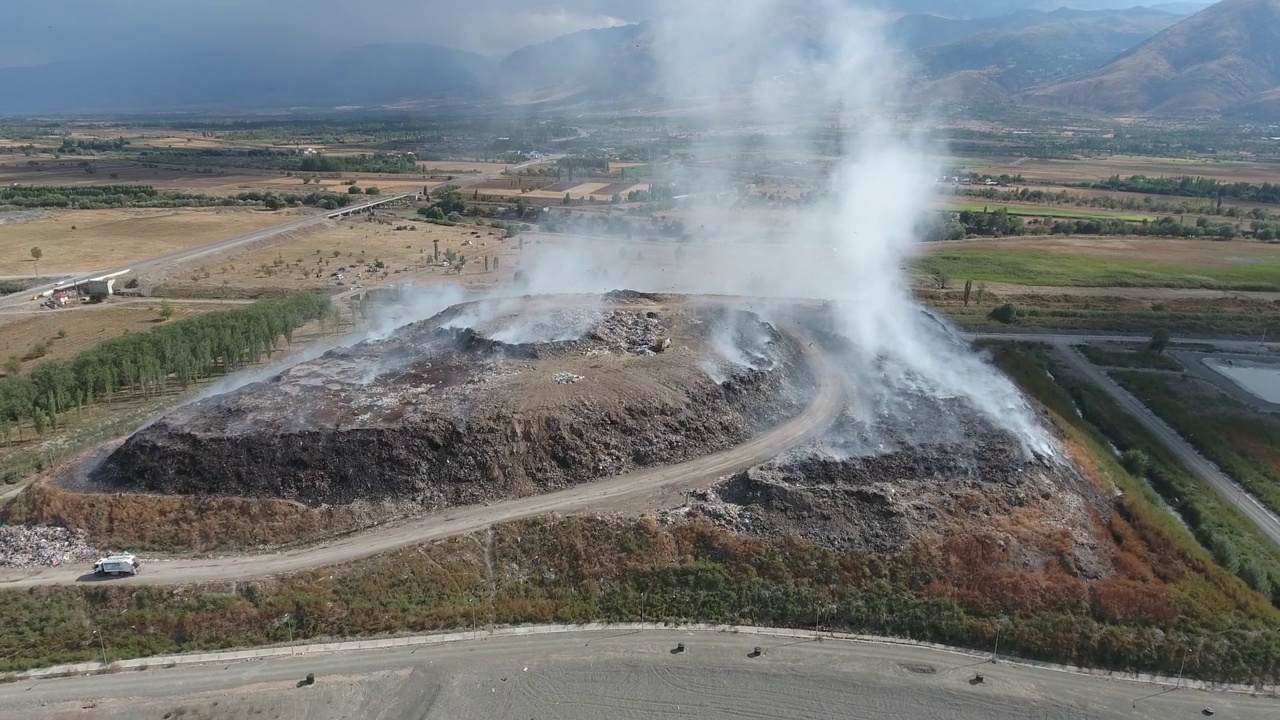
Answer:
[5, 629, 1274, 720]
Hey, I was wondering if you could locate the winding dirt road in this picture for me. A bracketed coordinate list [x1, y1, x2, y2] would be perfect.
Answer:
[0, 322, 844, 588]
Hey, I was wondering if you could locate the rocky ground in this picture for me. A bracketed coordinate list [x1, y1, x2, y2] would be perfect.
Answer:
[662, 397, 1114, 579]
[88, 293, 815, 508]
[0, 524, 97, 568]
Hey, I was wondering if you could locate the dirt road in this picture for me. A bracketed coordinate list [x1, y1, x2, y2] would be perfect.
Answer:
[5, 628, 1271, 720]
[0, 322, 843, 587]
[1055, 344, 1280, 548]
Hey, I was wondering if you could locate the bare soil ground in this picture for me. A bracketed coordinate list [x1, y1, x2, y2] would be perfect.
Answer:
[0, 302, 212, 374]
[0, 156, 436, 194]
[8, 631, 1272, 720]
[519, 182, 649, 201]
[968, 155, 1280, 185]
[415, 161, 509, 174]
[0, 207, 309, 275]
[941, 236, 1280, 267]
[149, 213, 520, 295]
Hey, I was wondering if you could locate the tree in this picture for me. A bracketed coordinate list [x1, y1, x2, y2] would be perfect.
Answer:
[263, 194, 285, 210]
[348, 186, 362, 195]
[365, 186, 380, 195]
[29, 246, 41, 278]
[454, 254, 466, 274]
[932, 269, 949, 289]
[158, 301, 176, 322]
[962, 279, 973, 307]
[1148, 328, 1170, 354]
[432, 238, 440, 262]
[88, 289, 108, 304]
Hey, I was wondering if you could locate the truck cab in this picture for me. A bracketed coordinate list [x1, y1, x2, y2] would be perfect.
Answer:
[93, 554, 140, 576]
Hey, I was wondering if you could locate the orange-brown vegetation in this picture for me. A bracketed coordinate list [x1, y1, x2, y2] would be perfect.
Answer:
[4, 481, 366, 553]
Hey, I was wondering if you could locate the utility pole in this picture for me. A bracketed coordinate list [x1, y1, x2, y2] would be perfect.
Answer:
[992, 629, 1001, 663]
[1176, 648, 1189, 689]
[93, 629, 107, 666]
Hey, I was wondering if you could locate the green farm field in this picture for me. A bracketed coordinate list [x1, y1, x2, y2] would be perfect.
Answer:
[946, 201, 1158, 223]
[918, 237, 1280, 290]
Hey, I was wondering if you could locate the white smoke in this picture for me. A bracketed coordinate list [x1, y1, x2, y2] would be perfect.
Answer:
[160, 0, 1052, 456]
[513, 0, 1052, 454]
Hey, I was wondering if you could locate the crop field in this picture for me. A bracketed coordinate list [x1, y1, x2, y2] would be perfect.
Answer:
[0, 207, 309, 276]
[960, 155, 1280, 185]
[518, 181, 650, 201]
[160, 214, 520, 295]
[946, 201, 1158, 222]
[0, 158, 438, 195]
[0, 302, 213, 375]
[415, 161, 508, 174]
[919, 237, 1280, 290]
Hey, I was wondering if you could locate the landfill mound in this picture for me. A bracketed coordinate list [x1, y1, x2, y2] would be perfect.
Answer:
[88, 294, 815, 507]
[665, 400, 1114, 579]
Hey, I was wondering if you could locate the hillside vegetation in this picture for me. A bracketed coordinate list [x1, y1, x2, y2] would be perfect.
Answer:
[1027, 0, 1280, 116]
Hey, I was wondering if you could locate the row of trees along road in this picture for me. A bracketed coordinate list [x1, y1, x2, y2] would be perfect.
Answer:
[0, 293, 331, 442]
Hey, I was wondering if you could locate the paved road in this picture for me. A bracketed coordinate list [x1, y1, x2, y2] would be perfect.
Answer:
[4, 628, 1271, 720]
[0, 321, 843, 587]
[1055, 343, 1280, 547]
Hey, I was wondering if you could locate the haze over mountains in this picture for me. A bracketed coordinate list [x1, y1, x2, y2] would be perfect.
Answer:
[2, 1, 1275, 119]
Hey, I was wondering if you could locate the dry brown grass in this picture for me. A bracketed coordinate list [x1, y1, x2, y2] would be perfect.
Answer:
[5, 480, 366, 553]
[415, 161, 508, 174]
[966, 155, 1280, 185]
[947, 235, 1280, 267]
[165, 214, 523, 294]
[0, 207, 309, 276]
[0, 302, 213, 374]
[0, 158, 437, 195]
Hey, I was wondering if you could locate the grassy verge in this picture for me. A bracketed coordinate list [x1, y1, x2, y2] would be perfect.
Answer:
[2, 509, 1278, 681]
[916, 249, 1280, 291]
[986, 342, 1280, 606]
[1078, 345, 1183, 371]
[1112, 371, 1280, 517]
[947, 202, 1157, 223]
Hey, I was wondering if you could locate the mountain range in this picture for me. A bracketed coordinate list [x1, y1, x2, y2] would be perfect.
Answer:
[0, 1, 1275, 120]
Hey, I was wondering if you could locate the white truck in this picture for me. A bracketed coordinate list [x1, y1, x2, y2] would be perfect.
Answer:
[92, 554, 140, 576]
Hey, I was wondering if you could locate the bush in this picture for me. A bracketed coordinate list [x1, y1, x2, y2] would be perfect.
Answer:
[1120, 449, 1151, 478]
[988, 303, 1020, 324]
[348, 186, 362, 195]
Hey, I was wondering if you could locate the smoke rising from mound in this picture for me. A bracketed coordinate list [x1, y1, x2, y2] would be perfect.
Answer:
[516, 0, 1052, 454]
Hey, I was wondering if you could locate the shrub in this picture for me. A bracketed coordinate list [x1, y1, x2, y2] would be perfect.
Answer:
[988, 303, 1020, 324]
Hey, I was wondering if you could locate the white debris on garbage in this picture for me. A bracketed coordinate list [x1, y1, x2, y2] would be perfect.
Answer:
[0, 524, 98, 568]
[553, 372, 584, 385]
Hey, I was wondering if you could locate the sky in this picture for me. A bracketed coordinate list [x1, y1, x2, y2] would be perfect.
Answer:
[0, 0, 1198, 68]
[0, 0, 654, 68]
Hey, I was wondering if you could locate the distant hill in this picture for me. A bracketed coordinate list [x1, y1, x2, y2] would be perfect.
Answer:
[0, 44, 495, 113]
[1025, 0, 1280, 116]
[886, 6, 1183, 51]
[498, 24, 656, 104]
[915, 8, 1183, 91]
